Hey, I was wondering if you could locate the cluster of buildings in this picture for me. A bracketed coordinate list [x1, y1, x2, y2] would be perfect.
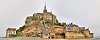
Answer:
[39, 23, 93, 39]
[6, 4, 93, 39]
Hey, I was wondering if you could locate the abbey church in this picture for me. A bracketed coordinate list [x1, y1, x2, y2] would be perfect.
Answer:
[33, 4, 57, 24]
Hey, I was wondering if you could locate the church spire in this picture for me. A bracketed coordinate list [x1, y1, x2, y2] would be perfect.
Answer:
[43, 3, 47, 12]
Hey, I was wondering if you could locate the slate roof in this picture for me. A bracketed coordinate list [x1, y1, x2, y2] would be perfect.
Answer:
[41, 30, 49, 34]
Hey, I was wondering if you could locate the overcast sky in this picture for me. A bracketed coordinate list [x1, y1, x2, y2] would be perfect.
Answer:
[0, 0, 100, 37]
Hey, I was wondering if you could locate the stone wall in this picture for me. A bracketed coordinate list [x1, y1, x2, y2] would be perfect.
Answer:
[65, 31, 85, 39]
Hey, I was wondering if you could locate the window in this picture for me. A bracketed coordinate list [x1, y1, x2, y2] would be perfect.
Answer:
[68, 28, 71, 31]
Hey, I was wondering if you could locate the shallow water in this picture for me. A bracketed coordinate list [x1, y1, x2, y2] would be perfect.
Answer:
[0, 37, 100, 40]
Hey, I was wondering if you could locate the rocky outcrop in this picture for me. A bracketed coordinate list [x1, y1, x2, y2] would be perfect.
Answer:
[16, 6, 93, 38]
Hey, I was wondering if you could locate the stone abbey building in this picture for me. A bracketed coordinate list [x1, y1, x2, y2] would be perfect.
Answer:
[6, 4, 93, 39]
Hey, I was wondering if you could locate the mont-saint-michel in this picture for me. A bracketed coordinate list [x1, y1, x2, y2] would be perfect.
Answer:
[6, 4, 93, 39]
